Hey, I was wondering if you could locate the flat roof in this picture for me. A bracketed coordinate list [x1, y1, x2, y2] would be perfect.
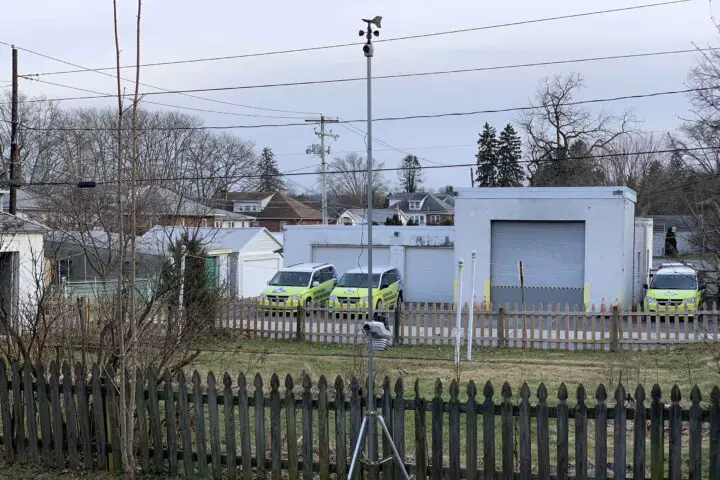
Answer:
[456, 186, 637, 202]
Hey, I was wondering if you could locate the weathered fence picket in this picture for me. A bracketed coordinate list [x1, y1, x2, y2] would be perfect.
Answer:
[0, 369, 718, 480]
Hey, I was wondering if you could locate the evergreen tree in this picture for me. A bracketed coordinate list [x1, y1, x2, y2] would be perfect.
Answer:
[475, 122, 499, 186]
[496, 124, 525, 186]
[397, 154, 424, 193]
[256, 147, 285, 192]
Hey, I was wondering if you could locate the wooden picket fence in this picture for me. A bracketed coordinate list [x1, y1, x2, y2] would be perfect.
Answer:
[1, 360, 719, 479]
[216, 300, 720, 351]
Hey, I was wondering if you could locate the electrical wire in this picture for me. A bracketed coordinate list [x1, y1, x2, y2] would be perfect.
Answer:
[15, 146, 715, 188]
[0, 40, 317, 116]
[8, 48, 718, 105]
[11, 84, 717, 131]
[19, 76, 308, 120]
[21, 0, 693, 76]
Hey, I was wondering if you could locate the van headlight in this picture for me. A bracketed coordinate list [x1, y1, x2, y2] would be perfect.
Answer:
[360, 296, 368, 303]
[259, 294, 267, 300]
[646, 296, 656, 303]
[289, 294, 301, 301]
[330, 295, 338, 302]
[684, 298, 696, 306]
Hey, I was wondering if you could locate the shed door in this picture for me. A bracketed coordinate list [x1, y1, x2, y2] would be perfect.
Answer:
[205, 257, 218, 289]
[490, 221, 585, 308]
[311, 246, 390, 276]
[241, 257, 280, 298]
[404, 248, 455, 303]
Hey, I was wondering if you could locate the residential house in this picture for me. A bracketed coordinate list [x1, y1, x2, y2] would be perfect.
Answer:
[214, 192, 321, 232]
[387, 192, 455, 226]
[336, 208, 408, 225]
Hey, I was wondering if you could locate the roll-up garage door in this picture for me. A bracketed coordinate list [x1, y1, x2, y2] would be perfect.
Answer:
[490, 221, 585, 308]
[311, 246, 390, 276]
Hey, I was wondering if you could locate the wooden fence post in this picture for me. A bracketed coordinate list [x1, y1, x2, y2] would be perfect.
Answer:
[595, 384, 608, 480]
[62, 362, 79, 469]
[537, 384, 550, 480]
[519, 383, 531, 480]
[318, 376, 330, 480]
[37, 363, 51, 467]
[177, 371, 193, 477]
[613, 384, 627, 480]
[90, 364, 107, 471]
[11, 362, 25, 463]
[557, 384, 569, 480]
[255, 374, 267, 480]
[382, 377, 394, 480]
[208, 372, 222, 479]
[335, 376, 348, 479]
[224, 373, 238, 480]
[710, 386, 720, 480]
[501, 383, 513, 480]
[610, 305, 620, 352]
[650, 385, 664, 480]
[449, 381, 461, 480]
[431, 379, 444, 480]
[575, 385, 588, 480]
[239, 374, 252, 480]
[466, 381, 478, 480]
[414, 380, 427, 480]
[193, 371, 208, 478]
[24, 363, 39, 465]
[285, 375, 299, 480]
[690, 386, 702, 480]
[50, 361, 63, 469]
[302, 374, 313, 480]
[164, 369, 178, 477]
[393, 307, 401, 345]
[269, 374, 281, 480]
[498, 307, 505, 348]
[135, 368, 149, 473]
[296, 302, 306, 341]
[633, 385, 646, 480]
[394, 378, 406, 480]
[669, 385, 682, 480]
[483, 382, 496, 480]
[75, 364, 92, 471]
[147, 367, 163, 473]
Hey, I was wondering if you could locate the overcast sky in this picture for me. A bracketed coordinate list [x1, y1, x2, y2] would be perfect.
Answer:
[1, 0, 718, 193]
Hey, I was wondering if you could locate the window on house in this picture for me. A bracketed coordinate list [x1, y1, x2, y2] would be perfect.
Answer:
[409, 201, 421, 210]
[430, 215, 440, 224]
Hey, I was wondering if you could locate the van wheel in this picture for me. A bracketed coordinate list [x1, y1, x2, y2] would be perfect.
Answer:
[305, 298, 312, 311]
[396, 294, 403, 311]
[376, 300, 383, 312]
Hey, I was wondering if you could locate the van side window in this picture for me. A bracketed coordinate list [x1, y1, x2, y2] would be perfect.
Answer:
[311, 270, 321, 285]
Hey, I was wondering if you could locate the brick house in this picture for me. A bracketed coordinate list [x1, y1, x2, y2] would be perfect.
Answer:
[214, 192, 322, 232]
[387, 192, 454, 225]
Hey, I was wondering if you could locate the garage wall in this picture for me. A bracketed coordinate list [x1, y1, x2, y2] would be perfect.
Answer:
[454, 187, 637, 310]
[312, 246, 390, 275]
[404, 247, 454, 302]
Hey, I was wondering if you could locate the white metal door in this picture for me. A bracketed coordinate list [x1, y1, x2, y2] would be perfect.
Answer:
[490, 221, 585, 308]
[241, 257, 280, 297]
[404, 248, 455, 303]
[311, 246, 390, 276]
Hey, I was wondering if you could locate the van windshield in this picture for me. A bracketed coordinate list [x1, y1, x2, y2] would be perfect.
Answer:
[268, 271, 311, 287]
[650, 273, 697, 290]
[338, 273, 381, 288]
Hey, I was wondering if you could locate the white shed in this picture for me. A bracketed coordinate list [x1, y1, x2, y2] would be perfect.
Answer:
[454, 187, 637, 310]
[139, 226, 283, 298]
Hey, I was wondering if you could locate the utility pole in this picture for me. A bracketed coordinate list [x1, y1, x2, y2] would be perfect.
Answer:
[9, 47, 19, 215]
[305, 115, 339, 225]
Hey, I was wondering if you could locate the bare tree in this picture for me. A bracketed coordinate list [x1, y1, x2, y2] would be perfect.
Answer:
[519, 73, 633, 186]
[323, 152, 387, 207]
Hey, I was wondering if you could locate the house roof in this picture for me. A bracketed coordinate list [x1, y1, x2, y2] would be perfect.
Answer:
[0, 189, 47, 212]
[216, 192, 321, 221]
[389, 192, 454, 214]
[0, 212, 49, 233]
[340, 208, 405, 224]
[138, 187, 255, 220]
[137, 226, 282, 256]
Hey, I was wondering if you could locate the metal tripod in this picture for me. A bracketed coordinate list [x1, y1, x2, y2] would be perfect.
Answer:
[347, 324, 411, 480]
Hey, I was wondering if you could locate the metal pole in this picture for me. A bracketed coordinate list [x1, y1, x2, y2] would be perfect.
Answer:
[364, 30, 377, 478]
[9, 47, 19, 215]
[455, 258, 464, 367]
[320, 116, 328, 225]
[467, 250, 476, 361]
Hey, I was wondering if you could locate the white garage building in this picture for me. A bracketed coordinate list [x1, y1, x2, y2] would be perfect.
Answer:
[455, 187, 637, 310]
[139, 226, 283, 298]
[283, 226, 455, 303]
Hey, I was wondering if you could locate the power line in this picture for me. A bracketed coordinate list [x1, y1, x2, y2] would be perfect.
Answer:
[13, 84, 715, 131]
[0, 40, 317, 116]
[19, 76, 308, 119]
[17, 146, 712, 187]
[7, 46, 715, 105]
[21, 0, 692, 76]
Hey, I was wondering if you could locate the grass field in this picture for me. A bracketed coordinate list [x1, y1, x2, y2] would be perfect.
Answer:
[189, 337, 720, 405]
